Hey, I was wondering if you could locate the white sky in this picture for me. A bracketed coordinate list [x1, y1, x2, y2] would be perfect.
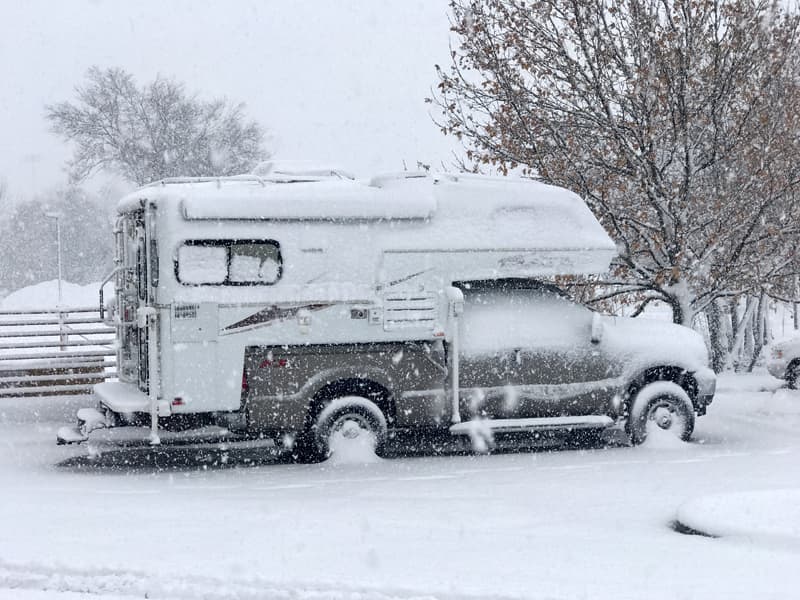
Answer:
[0, 0, 460, 199]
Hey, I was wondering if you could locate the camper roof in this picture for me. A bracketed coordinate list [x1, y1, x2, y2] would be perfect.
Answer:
[117, 171, 616, 256]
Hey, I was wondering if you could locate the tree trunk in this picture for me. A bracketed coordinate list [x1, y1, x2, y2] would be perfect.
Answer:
[747, 292, 767, 372]
[706, 300, 727, 373]
[728, 298, 739, 352]
[726, 295, 758, 371]
[742, 296, 756, 371]
[666, 283, 694, 327]
[763, 299, 772, 345]
[669, 298, 685, 326]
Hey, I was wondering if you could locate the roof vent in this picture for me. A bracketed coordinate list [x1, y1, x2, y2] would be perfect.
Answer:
[252, 160, 355, 181]
[369, 171, 429, 188]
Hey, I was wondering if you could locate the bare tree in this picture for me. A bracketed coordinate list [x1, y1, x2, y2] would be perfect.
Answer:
[432, 0, 800, 325]
[47, 67, 269, 186]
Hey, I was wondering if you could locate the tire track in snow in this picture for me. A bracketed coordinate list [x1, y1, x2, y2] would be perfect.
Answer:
[0, 561, 529, 600]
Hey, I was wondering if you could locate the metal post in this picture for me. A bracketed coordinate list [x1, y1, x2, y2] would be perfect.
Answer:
[58, 309, 66, 351]
[45, 212, 63, 306]
[450, 315, 461, 424]
[446, 286, 465, 424]
[45, 213, 65, 350]
[56, 218, 63, 307]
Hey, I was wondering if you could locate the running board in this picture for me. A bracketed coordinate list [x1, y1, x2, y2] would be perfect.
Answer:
[449, 415, 614, 436]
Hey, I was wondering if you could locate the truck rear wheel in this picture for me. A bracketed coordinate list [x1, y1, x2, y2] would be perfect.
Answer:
[301, 396, 388, 462]
[628, 381, 695, 445]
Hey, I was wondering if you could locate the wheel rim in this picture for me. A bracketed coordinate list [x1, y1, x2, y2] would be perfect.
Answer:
[331, 412, 373, 440]
[646, 398, 685, 433]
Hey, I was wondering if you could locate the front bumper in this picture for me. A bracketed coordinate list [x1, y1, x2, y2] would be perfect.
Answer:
[692, 366, 716, 415]
[766, 358, 789, 380]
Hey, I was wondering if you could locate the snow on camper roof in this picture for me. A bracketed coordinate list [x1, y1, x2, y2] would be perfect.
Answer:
[181, 178, 437, 220]
[117, 173, 436, 220]
[426, 174, 615, 252]
[117, 171, 616, 256]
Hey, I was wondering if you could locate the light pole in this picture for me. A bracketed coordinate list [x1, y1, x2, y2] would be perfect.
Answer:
[45, 212, 63, 306]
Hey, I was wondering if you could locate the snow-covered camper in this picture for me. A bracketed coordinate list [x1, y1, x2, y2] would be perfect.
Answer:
[57, 165, 714, 457]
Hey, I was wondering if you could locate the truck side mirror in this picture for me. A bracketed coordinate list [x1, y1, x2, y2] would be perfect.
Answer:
[590, 311, 604, 345]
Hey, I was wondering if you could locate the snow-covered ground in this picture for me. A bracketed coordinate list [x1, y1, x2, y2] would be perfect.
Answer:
[1, 372, 799, 600]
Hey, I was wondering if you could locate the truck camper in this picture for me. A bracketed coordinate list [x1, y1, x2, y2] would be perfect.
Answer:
[57, 164, 715, 458]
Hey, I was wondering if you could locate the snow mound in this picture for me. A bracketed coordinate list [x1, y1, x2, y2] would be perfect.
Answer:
[1, 280, 111, 310]
[676, 489, 800, 550]
[327, 427, 382, 465]
[641, 422, 690, 449]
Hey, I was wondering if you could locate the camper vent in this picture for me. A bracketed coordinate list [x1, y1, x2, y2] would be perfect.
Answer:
[173, 304, 199, 320]
[383, 292, 437, 331]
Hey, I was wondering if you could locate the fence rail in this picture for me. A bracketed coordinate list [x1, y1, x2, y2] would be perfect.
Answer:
[0, 306, 116, 397]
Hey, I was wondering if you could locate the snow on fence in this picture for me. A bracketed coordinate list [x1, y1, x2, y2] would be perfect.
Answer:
[0, 307, 115, 397]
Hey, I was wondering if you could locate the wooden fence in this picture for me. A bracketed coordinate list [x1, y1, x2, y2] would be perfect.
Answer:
[0, 307, 116, 397]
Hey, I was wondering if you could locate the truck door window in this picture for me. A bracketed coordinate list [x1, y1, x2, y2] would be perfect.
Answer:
[460, 288, 591, 354]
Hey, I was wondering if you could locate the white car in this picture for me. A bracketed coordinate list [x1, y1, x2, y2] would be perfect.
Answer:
[767, 337, 800, 388]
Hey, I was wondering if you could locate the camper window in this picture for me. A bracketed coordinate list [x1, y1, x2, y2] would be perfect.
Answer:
[229, 242, 281, 284]
[177, 245, 227, 284]
[176, 240, 282, 286]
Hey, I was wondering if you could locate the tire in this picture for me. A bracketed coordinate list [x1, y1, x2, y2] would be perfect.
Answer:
[628, 381, 695, 445]
[786, 362, 800, 390]
[308, 396, 388, 461]
[287, 432, 325, 464]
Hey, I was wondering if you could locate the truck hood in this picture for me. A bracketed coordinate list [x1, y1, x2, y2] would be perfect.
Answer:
[600, 315, 710, 373]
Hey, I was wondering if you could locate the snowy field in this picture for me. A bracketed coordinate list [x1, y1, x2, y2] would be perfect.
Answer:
[1, 372, 799, 600]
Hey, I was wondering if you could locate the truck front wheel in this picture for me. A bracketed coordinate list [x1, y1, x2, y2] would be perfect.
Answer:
[628, 381, 695, 445]
[786, 362, 800, 390]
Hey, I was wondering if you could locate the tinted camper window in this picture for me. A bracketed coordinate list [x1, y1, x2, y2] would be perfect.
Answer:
[229, 242, 281, 284]
[176, 240, 282, 285]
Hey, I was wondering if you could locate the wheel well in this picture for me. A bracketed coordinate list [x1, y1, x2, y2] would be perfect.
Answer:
[625, 366, 698, 412]
[306, 378, 395, 429]
[785, 360, 800, 386]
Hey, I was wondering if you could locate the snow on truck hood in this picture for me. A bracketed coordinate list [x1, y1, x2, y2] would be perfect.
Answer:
[601, 315, 710, 372]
